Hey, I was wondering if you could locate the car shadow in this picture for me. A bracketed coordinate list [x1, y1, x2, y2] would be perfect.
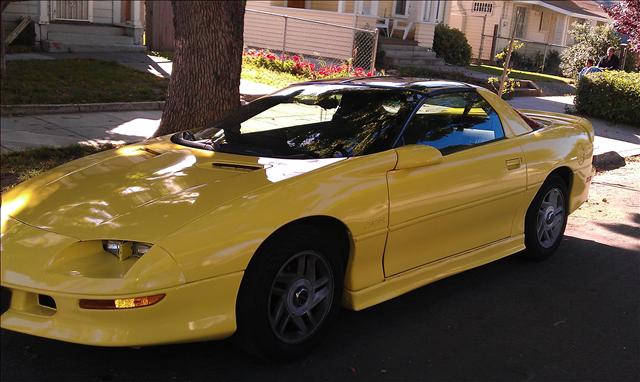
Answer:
[2, 235, 639, 381]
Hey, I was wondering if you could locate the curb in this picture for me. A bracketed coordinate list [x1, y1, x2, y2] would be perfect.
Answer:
[0, 94, 266, 117]
[1, 101, 166, 116]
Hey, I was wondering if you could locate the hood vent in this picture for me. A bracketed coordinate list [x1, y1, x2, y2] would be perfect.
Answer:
[140, 147, 163, 156]
[212, 162, 263, 172]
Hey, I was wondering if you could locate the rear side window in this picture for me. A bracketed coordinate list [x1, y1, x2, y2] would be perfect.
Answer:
[402, 92, 505, 155]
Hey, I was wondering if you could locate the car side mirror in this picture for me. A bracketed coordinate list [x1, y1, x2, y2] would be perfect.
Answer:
[394, 145, 443, 170]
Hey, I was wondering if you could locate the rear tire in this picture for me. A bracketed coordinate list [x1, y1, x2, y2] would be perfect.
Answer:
[235, 225, 345, 360]
[522, 175, 569, 261]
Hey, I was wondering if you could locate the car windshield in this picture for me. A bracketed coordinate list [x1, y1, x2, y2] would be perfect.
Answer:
[177, 85, 421, 159]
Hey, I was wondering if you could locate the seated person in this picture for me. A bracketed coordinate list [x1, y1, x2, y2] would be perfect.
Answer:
[597, 47, 620, 70]
[578, 58, 602, 79]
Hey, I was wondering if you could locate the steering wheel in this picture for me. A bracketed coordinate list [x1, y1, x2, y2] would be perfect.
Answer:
[333, 145, 351, 158]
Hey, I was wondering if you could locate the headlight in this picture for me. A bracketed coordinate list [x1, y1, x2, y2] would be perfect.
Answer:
[102, 240, 153, 261]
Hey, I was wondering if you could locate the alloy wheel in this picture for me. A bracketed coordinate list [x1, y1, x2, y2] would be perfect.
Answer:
[536, 188, 565, 248]
[267, 250, 334, 344]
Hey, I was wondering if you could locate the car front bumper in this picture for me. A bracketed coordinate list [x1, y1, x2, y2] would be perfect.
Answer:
[0, 271, 243, 347]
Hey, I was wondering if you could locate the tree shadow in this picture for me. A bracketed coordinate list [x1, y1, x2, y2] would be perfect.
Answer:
[2, 236, 639, 382]
[43, 51, 172, 79]
[595, 213, 640, 242]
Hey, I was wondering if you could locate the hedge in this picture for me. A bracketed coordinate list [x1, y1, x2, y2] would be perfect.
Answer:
[575, 71, 640, 126]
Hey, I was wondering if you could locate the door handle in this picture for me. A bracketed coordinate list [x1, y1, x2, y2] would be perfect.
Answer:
[506, 158, 521, 170]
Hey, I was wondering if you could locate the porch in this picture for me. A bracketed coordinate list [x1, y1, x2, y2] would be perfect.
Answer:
[2, 0, 145, 53]
[253, 0, 449, 50]
[506, 1, 609, 54]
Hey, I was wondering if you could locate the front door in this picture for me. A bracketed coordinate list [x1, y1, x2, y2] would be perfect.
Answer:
[384, 91, 526, 276]
[51, 0, 92, 22]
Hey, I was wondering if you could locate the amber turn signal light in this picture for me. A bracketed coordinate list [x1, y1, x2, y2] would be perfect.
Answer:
[79, 294, 165, 309]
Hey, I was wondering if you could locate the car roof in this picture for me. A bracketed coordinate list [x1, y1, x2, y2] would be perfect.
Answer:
[296, 76, 476, 93]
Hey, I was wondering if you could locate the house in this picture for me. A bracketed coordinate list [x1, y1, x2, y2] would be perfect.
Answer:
[2, 0, 145, 52]
[243, 1, 449, 69]
[246, 0, 449, 50]
[446, 0, 610, 62]
[144, 1, 449, 69]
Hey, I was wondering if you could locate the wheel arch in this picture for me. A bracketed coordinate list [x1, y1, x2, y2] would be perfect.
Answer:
[245, 215, 353, 276]
[548, 166, 573, 202]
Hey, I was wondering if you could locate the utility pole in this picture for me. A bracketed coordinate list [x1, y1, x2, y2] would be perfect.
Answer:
[477, 14, 488, 65]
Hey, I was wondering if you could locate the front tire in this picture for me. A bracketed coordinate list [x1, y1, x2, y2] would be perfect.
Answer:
[235, 225, 344, 360]
[522, 175, 569, 261]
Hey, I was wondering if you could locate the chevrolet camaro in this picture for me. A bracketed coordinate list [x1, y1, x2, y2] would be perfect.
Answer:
[1, 77, 594, 359]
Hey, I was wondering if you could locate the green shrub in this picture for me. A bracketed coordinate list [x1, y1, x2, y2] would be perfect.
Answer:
[433, 23, 472, 66]
[575, 71, 640, 125]
[495, 45, 561, 75]
[623, 49, 639, 72]
[560, 23, 620, 78]
[543, 50, 562, 75]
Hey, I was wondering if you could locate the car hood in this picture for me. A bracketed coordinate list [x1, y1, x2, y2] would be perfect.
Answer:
[2, 138, 344, 243]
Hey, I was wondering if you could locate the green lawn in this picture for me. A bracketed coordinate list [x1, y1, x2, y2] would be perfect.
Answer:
[1, 59, 169, 105]
[1, 144, 116, 191]
[467, 64, 574, 84]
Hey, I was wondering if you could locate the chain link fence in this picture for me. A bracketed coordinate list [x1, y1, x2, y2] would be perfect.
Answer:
[476, 32, 567, 75]
[244, 9, 379, 71]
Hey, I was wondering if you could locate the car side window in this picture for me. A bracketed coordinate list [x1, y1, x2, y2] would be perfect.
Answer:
[402, 92, 505, 155]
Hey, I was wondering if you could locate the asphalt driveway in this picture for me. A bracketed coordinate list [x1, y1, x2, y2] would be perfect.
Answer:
[2, 161, 639, 382]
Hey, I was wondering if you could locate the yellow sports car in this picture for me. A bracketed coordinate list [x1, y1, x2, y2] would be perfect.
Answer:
[1, 78, 594, 359]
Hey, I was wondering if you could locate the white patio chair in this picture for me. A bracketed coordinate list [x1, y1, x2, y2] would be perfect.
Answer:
[391, 20, 414, 40]
[375, 18, 390, 37]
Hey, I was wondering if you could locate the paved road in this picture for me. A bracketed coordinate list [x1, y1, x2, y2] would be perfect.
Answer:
[2, 233, 638, 382]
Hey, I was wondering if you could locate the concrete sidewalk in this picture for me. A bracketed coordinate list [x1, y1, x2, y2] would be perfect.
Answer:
[0, 110, 161, 153]
[508, 96, 640, 158]
[2, 99, 638, 158]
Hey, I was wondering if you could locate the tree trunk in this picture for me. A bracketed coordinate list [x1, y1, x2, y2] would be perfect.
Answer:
[154, 0, 246, 137]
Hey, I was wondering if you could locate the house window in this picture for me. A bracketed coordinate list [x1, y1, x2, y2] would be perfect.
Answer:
[514, 6, 527, 38]
[357, 0, 377, 16]
[423, 0, 445, 22]
[284, 0, 306, 9]
[472, 2, 493, 14]
[393, 0, 408, 16]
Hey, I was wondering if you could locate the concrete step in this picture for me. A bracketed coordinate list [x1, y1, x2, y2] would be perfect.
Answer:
[385, 56, 446, 68]
[380, 44, 431, 53]
[43, 41, 146, 53]
[47, 23, 125, 36]
[383, 49, 438, 60]
[379, 37, 418, 46]
[47, 32, 134, 45]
